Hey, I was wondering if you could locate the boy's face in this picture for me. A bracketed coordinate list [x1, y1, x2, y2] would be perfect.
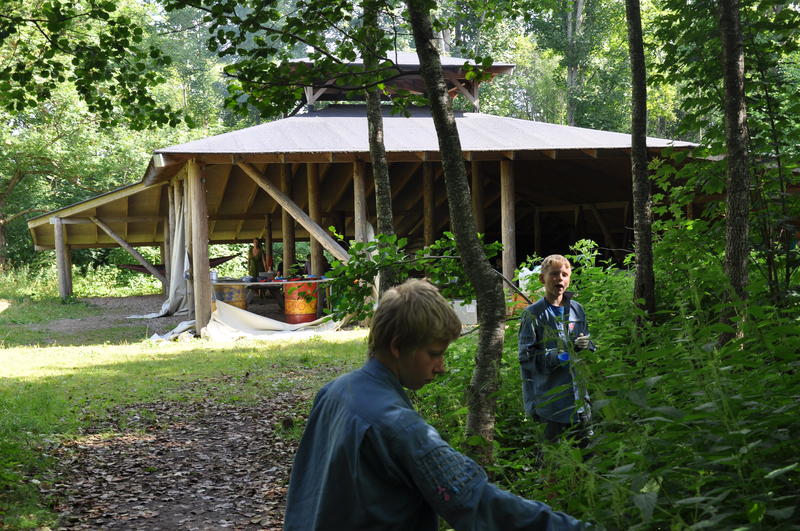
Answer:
[540, 262, 571, 303]
[391, 339, 449, 390]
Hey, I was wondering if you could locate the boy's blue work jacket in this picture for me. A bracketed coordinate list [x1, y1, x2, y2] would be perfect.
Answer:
[518, 295, 595, 424]
[283, 357, 586, 530]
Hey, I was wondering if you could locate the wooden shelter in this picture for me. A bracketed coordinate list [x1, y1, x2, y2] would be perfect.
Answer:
[27, 53, 695, 334]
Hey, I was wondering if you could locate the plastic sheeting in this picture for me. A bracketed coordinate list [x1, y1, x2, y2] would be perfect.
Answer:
[129, 187, 191, 320]
[202, 300, 339, 341]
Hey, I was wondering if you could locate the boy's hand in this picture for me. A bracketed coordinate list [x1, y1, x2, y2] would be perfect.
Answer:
[574, 334, 591, 350]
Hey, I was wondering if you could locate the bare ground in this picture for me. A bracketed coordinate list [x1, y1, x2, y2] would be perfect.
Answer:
[51, 394, 305, 531]
[33, 295, 312, 530]
[29, 294, 190, 339]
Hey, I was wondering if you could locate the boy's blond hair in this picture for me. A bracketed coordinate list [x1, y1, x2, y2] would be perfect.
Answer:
[368, 278, 462, 358]
[540, 254, 571, 274]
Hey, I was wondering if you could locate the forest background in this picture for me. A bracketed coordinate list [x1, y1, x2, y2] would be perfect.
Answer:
[1, 0, 799, 529]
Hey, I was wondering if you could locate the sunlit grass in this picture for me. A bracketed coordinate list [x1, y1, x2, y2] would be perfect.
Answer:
[0, 329, 368, 529]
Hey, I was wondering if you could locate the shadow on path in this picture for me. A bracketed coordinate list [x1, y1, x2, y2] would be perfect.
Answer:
[52, 392, 306, 530]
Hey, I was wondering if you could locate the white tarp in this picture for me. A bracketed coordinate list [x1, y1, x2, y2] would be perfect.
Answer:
[202, 300, 339, 341]
[130, 188, 190, 319]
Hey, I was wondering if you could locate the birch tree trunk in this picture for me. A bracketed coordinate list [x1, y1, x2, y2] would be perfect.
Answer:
[363, 0, 397, 295]
[406, 0, 507, 466]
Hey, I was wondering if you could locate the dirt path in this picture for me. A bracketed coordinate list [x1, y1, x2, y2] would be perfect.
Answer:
[35, 296, 310, 530]
[30, 295, 190, 341]
[51, 392, 307, 530]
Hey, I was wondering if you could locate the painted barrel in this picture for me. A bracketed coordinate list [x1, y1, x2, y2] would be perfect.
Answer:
[284, 281, 318, 323]
[213, 284, 247, 310]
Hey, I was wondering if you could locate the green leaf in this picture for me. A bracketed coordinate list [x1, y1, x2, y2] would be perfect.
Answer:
[632, 491, 657, 523]
[764, 462, 798, 480]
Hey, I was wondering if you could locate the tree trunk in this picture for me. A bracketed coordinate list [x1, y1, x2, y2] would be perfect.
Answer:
[363, 0, 397, 295]
[625, 0, 655, 317]
[0, 220, 7, 270]
[565, 0, 586, 126]
[718, 0, 750, 342]
[406, 0, 507, 467]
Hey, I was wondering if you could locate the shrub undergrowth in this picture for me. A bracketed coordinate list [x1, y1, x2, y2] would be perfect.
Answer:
[416, 236, 799, 529]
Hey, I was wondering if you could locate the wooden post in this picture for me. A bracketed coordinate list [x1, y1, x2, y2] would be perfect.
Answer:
[307, 162, 324, 274]
[423, 162, 435, 246]
[534, 207, 542, 256]
[90, 217, 167, 285]
[471, 161, 485, 234]
[188, 160, 211, 334]
[353, 160, 368, 243]
[281, 163, 296, 275]
[52, 217, 72, 299]
[500, 160, 516, 283]
[265, 213, 273, 270]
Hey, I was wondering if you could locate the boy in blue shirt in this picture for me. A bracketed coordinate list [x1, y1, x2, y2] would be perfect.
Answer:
[284, 278, 587, 530]
[518, 255, 596, 442]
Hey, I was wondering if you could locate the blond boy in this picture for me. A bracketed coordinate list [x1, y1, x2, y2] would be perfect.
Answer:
[518, 255, 595, 442]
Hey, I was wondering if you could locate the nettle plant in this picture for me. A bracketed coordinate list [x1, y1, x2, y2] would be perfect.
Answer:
[324, 231, 502, 321]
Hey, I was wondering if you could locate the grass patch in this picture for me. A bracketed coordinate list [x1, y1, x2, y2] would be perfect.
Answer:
[0, 297, 99, 326]
[0, 331, 368, 528]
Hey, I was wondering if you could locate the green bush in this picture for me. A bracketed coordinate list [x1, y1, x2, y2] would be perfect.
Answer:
[415, 239, 800, 529]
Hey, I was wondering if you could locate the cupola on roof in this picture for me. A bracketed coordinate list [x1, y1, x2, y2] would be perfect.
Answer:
[292, 50, 514, 108]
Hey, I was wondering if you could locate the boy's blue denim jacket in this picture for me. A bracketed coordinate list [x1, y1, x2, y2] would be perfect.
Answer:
[284, 357, 585, 530]
[518, 295, 595, 424]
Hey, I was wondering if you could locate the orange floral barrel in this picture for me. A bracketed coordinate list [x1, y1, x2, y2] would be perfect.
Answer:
[284, 282, 319, 323]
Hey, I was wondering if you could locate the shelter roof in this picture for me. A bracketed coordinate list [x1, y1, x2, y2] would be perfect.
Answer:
[29, 105, 698, 252]
[147, 105, 694, 183]
[157, 105, 692, 154]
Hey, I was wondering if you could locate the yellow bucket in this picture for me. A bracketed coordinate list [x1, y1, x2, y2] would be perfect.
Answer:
[213, 284, 247, 310]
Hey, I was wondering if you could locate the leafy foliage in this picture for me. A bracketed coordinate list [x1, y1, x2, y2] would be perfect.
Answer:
[652, 0, 800, 303]
[0, 0, 180, 129]
[325, 232, 501, 321]
[416, 237, 800, 529]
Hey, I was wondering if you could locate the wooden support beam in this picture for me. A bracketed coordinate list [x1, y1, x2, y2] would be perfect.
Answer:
[423, 162, 435, 246]
[534, 207, 541, 256]
[52, 217, 72, 299]
[280, 164, 296, 272]
[470, 161, 485, 234]
[265, 214, 274, 270]
[588, 203, 618, 252]
[238, 161, 349, 263]
[444, 73, 479, 111]
[56, 216, 165, 224]
[307, 162, 324, 274]
[353, 160, 368, 243]
[89, 216, 168, 285]
[500, 160, 516, 283]
[188, 160, 212, 334]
